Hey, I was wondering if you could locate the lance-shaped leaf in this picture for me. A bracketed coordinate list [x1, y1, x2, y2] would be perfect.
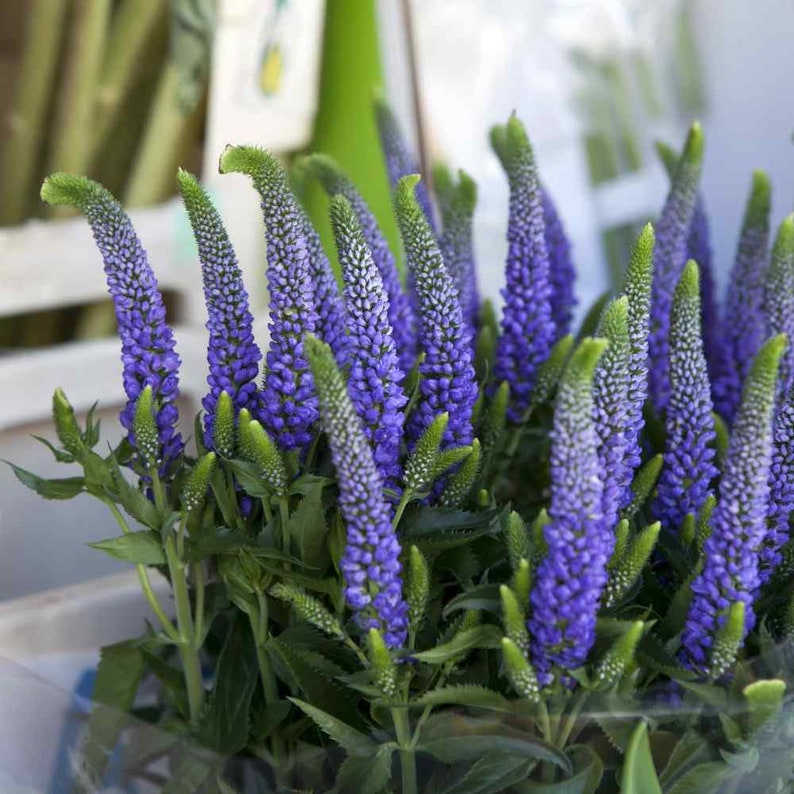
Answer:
[219, 145, 319, 452]
[395, 175, 477, 451]
[491, 115, 556, 420]
[682, 335, 784, 672]
[714, 171, 772, 423]
[648, 122, 703, 412]
[653, 261, 717, 532]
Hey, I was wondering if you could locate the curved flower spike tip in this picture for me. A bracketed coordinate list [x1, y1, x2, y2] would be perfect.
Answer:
[682, 333, 785, 674]
[619, 223, 655, 504]
[528, 337, 608, 685]
[763, 214, 794, 396]
[653, 261, 717, 533]
[714, 170, 772, 424]
[219, 145, 319, 452]
[41, 174, 182, 470]
[394, 174, 477, 451]
[433, 163, 480, 339]
[329, 194, 406, 490]
[305, 334, 408, 648]
[648, 121, 704, 413]
[177, 169, 262, 450]
[594, 295, 631, 535]
[656, 140, 722, 389]
[373, 94, 437, 232]
[490, 114, 556, 421]
[304, 153, 417, 374]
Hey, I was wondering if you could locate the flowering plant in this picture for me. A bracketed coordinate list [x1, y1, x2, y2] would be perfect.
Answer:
[12, 103, 794, 793]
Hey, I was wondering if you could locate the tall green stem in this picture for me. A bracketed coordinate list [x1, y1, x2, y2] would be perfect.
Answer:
[165, 535, 204, 726]
[392, 708, 417, 794]
[0, 0, 69, 225]
[392, 489, 413, 530]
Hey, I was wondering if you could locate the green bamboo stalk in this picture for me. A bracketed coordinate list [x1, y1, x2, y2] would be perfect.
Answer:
[89, 0, 168, 165]
[0, 0, 69, 225]
[124, 61, 204, 207]
[45, 0, 112, 188]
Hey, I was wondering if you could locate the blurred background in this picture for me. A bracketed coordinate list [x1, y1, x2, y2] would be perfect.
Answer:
[0, 0, 792, 600]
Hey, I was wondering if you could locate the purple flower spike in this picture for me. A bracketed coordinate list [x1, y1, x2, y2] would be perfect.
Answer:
[329, 195, 406, 489]
[713, 171, 771, 424]
[681, 335, 784, 673]
[434, 164, 480, 337]
[305, 154, 417, 374]
[648, 123, 704, 413]
[529, 338, 608, 685]
[305, 335, 408, 648]
[41, 174, 182, 469]
[394, 175, 478, 450]
[542, 187, 577, 337]
[491, 115, 557, 421]
[594, 297, 631, 534]
[220, 146, 319, 452]
[177, 170, 262, 449]
[619, 224, 655, 503]
[300, 205, 350, 366]
[374, 97, 437, 232]
[653, 261, 717, 532]
[764, 215, 794, 396]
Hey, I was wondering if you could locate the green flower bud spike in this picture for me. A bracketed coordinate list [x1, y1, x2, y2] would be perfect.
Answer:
[595, 621, 644, 688]
[368, 628, 398, 698]
[529, 333, 575, 412]
[602, 522, 661, 608]
[212, 390, 236, 458]
[513, 558, 531, 609]
[406, 545, 430, 639]
[238, 408, 288, 496]
[404, 412, 449, 492]
[432, 444, 474, 479]
[182, 452, 217, 513]
[440, 439, 482, 508]
[500, 585, 530, 656]
[503, 511, 531, 570]
[608, 520, 631, 570]
[52, 388, 84, 458]
[133, 385, 159, 468]
[269, 583, 344, 639]
[501, 637, 540, 702]
[620, 454, 663, 521]
[695, 494, 716, 554]
[708, 601, 745, 680]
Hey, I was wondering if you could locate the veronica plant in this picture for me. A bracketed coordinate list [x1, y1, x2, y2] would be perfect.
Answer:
[13, 108, 794, 794]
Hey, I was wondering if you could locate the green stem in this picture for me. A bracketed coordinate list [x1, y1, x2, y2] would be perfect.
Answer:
[150, 469, 168, 516]
[104, 500, 179, 642]
[279, 496, 291, 555]
[392, 708, 417, 794]
[342, 632, 369, 666]
[556, 693, 587, 749]
[392, 489, 413, 530]
[0, 0, 69, 225]
[165, 535, 204, 725]
[193, 561, 206, 645]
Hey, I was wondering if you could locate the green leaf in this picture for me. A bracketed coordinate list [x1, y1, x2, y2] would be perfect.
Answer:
[141, 649, 188, 718]
[188, 527, 305, 566]
[197, 614, 259, 755]
[6, 462, 84, 499]
[108, 454, 161, 529]
[89, 531, 165, 565]
[411, 685, 511, 712]
[441, 584, 502, 619]
[620, 722, 662, 794]
[289, 697, 375, 755]
[77, 640, 147, 787]
[412, 625, 502, 664]
[334, 742, 395, 793]
[224, 457, 271, 498]
[665, 762, 732, 794]
[515, 745, 603, 793]
[659, 730, 710, 785]
[440, 754, 536, 794]
[418, 730, 570, 772]
[287, 482, 328, 569]
[401, 508, 502, 551]
[159, 753, 217, 794]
